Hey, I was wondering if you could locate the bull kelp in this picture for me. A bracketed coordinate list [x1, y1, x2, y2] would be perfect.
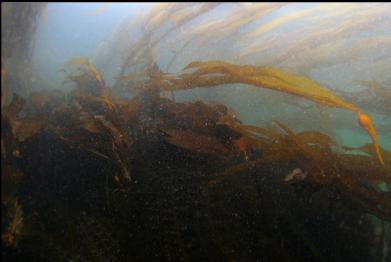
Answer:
[2, 3, 391, 262]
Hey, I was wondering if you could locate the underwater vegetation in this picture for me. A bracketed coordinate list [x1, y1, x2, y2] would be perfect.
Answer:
[2, 54, 391, 261]
[2, 2, 391, 262]
[125, 60, 385, 166]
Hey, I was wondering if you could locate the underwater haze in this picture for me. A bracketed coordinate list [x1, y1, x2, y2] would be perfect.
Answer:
[29, 2, 391, 149]
[2, 2, 391, 261]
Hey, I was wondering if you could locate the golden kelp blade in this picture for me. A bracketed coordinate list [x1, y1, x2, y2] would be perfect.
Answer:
[161, 60, 384, 166]
[182, 61, 359, 111]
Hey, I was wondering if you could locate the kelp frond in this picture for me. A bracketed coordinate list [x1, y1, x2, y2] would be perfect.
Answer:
[66, 56, 103, 83]
[2, 198, 24, 247]
[154, 60, 384, 166]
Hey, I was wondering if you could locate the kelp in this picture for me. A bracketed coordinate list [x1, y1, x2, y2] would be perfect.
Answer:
[357, 113, 384, 166]
[217, 116, 275, 149]
[359, 144, 391, 167]
[183, 3, 287, 46]
[116, 98, 143, 126]
[158, 100, 229, 137]
[217, 118, 385, 179]
[2, 95, 26, 249]
[71, 87, 117, 114]
[2, 198, 24, 247]
[16, 116, 46, 142]
[152, 60, 384, 166]
[162, 128, 232, 157]
[295, 131, 336, 149]
[58, 63, 133, 181]
[257, 6, 391, 72]
[344, 143, 391, 168]
[209, 118, 391, 219]
[113, 3, 221, 88]
[62, 57, 120, 115]
[169, 61, 357, 111]
[2, 60, 390, 260]
[328, 79, 391, 117]
[66, 56, 104, 83]
[3, 94, 26, 121]
[2, 92, 50, 143]
[152, 3, 221, 47]
[2, 2, 391, 257]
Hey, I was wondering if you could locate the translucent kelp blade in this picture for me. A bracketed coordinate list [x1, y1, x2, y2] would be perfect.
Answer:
[184, 61, 359, 111]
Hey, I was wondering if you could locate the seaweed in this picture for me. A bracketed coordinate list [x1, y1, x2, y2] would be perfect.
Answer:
[162, 128, 233, 158]
[2, 53, 391, 261]
[2, 1, 391, 259]
[65, 56, 104, 85]
[2, 198, 24, 248]
[148, 60, 385, 166]
[209, 117, 391, 218]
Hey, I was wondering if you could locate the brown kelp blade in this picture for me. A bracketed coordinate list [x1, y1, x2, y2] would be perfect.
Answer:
[159, 60, 384, 166]
[295, 131, 336, 148]
[163, 128, 232, 157]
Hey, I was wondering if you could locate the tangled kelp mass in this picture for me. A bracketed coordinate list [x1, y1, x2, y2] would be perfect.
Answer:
[2, 3, 391, 262]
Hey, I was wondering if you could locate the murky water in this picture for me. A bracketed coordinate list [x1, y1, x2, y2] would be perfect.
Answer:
[2, 3, 391, 261]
